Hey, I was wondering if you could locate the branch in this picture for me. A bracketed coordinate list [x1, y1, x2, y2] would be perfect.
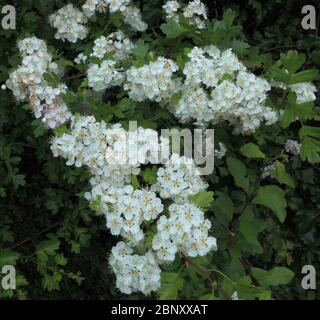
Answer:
[181, 252, 231, 300]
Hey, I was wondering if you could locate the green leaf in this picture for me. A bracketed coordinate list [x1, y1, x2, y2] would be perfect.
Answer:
[191, 191, 214, 210]
[53, 125, 69, 137]
[226, 157, 250, 193]
[274, 161, 295, 188]
[299, 126, 320, 163]
[132, 40, 149, 59]
[131, 175, 140, 189]
[36, 238, 60, 262]
[253, 185, 287, 222]
[160, 19, 187, 38]
[299, 126, 320, 140]
[55, 254, 67, 266]
[70, 241, 81, 254]
[268, 65, 290, 83]
[289, 69, 318, 84]
[252, 267, 294, 286]
[0, 250, 20, 266]
[240, 143, 265, 159]
[43, 72, 60, 86]
[32, 119, 46, 138]
[213, 192, 234, 226]
[142, 166, 158, 185]
[300, 136, 320, 164]
[280, 50, 305, 74]
[42, 273, 60, 291]
[159, 272, 184, 300]
[267, 267, 295, 285]
[230, 39, 250, 54]
[281, 93, 314, 128]
[239, 207, 267, 253]
[12, 174, 26, 189]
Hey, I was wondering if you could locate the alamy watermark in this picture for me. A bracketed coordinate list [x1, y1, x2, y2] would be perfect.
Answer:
[1, 5, 16, 29]
[104, 121, 215, 175]
[301, 5, 317, 30]
[1, 265, 16, 290]
[301, 265, 317, 290]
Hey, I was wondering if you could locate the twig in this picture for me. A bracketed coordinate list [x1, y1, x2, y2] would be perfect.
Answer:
[66, 74, 85, 81]
[181, 252, 231, 300]
[9, 219, 63, 251]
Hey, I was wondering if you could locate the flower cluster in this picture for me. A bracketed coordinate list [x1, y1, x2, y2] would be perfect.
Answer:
[50, 114, 216, 294]
[289, 82, 317, 104]
[152, 154, 208, 201]
[109, 242, 161, 295]
[91, 31, 135, 61]
[49, 4, 89, 43]
[123, 5, 148, 32]
[215, 143, 227, 159]
[262, 164, 276, 179]
[82, 0, 131, 17]
[87, 59, 124, 91]
[172, 46, 279, 133]
[51, 116, 140, 184]
[285, 139, 301, 156]
[75, 53, 88, 64]
[5, 37, 71, 128]
[163, 0, 208, 29]
[271, 81, 317, 104]
[82, 0, 147, 32]
[152, 202, 217, 262]
[124, 57, 181, 103]
[105, 188, 163, 243]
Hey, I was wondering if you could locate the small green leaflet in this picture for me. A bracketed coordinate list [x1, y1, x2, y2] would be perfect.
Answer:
[274, 161, 295, 188]
[191, 191, 214, 211]
[160, 19, 187, 38]
[0, 249, 20, 267]
[240, 207, 267, 254]
[281, 93, 314, 128]
[132, 40, 149, 59]
[252, 267, 294, 286]
[226, 157, 250, 193]
[299, 126, 320, 163]
[213, 192, 234, 226]
[240, 143, 265, 159]
[36, 238, 61, 262]
[159, 272, 184, 300]
[253, 185, 287, 223]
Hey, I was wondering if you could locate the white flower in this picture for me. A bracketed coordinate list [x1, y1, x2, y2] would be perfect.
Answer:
[123, 5, 148, 32]
[49, 4, 89, 43]
[271, 81, 317, 104]
[87, 60, 124, 91]
[6, 37, 71, 128]
[91, 31, 135, 60]
[285, 139, 301, 155]
[153, 154, 208, 202]
[124, 57, 181, 103]
[183, 0, 208, 29]
[289, 82, 317, 104]
[110, 242, 161, 295]
[262, 163, 276, 179]
[163, 1, 181, 21]
[163, 1, 208, 29]
[215, 143, 227, 159]
[74, 53, 88, 64]
[171, 46, 279, 133]
[153, 202, 217, 262]
[82, 0, 147, 31]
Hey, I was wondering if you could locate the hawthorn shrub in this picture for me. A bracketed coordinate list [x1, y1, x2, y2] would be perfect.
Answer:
[0, 0, 319, 300]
